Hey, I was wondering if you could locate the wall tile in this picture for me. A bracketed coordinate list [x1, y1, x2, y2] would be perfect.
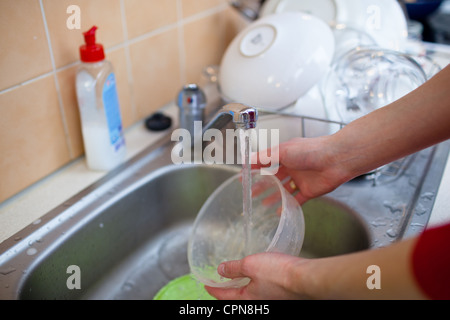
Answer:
[56, 65, 83, 158]
[0, 76, 71, 202]
[183, 11, 228, 84]
[129, 28, 181, 119]
[0, 0, 52, 91]
[223, 6, 251, 45]
[124, 0, 178, 39]
[181, 0, 225, 18]
[42, 0, 124, 68]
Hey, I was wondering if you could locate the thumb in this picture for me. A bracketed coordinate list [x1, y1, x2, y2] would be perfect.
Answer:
[218, 260, 247, 279]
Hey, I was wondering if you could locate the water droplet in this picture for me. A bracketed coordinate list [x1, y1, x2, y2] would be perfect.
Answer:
[386, 228, 397, 238]
[0, 267, 16, 275]
[371, 217, 388, 227]
[32, 219, 41, 225]
[383, 201, 405, 214]
[26, 248, 38, 256]
[415, 203, 427, 216]
[421, 192, 434, 201]
[122, 281, 134, 292]
[99, 223, 104, 228]
[408, 177, 419, 187]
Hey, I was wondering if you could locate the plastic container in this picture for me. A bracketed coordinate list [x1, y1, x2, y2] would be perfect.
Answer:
[188, 170, 305, 288]
[76, 26, 126, 171]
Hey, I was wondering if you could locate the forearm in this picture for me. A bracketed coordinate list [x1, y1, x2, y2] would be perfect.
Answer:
[330, 64, 450, 180]
[294, 237, 427, 299]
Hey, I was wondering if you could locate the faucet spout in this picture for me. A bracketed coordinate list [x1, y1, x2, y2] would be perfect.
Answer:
[220, 103, 258, 130]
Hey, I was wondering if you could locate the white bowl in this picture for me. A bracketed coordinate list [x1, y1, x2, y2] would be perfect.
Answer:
[219, 12, 335, 110]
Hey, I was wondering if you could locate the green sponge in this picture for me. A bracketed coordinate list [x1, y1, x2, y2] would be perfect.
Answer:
[153, 274, 216, 300]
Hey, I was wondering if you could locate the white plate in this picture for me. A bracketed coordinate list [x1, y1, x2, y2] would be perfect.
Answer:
[260, 0, 337, 25]
[335, 0, 407, 51]
[260, 0, 408, 51]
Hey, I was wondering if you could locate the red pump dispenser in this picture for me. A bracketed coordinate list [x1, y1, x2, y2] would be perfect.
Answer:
[79, 26, 105, 62]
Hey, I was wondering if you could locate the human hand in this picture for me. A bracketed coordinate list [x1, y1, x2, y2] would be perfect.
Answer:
[252, 136, 350, 205]
[205, 252, 309, 300]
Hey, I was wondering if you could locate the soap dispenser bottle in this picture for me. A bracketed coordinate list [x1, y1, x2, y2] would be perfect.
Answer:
[76, 26, 126, 171]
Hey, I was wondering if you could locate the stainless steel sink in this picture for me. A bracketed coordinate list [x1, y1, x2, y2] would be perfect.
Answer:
[0, 112, 448, 300]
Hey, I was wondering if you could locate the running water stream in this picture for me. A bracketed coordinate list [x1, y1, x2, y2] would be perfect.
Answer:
[239, 128, 253, 255]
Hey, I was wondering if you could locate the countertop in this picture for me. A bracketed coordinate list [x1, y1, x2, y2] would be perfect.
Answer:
[1, 42, 450, 245]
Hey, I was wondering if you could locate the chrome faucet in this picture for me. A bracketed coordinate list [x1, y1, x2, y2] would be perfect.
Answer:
[220, 103, 258, 130]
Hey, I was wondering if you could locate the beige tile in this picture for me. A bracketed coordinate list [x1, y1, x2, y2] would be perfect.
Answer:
[0, 0, 52, 91]
[0, 76, 71, 203]
[223, 6, 250, 45]
[183, 11, 228, 84]
[42, 0, 124, 68]
[181, 0, 225, 18]
[129, 28, 181, 119]
[56, 65, 83, 158]
[124, 0, 178, 39]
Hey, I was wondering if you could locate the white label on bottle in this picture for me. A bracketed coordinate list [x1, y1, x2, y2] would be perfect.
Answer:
[102, 73, 125, 152]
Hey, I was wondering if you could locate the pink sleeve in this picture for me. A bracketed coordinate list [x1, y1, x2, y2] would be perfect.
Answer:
[411, 222, 450, 299]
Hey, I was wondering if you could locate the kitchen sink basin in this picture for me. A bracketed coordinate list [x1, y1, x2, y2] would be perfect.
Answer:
[0, 111, 448, 300]
[0, 162, 370, 300]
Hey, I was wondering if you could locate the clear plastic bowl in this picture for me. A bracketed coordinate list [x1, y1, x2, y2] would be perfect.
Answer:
[188, 170, 305, 288]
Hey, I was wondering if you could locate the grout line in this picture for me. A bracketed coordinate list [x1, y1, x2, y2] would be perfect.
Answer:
[0, 71, 54, 95]
[39, 0, 75, 159]
[180, 2, 229, 26]
[126, 22, 179, 46]
[177, 0, 186, 86]
[119, 0, 137, 123]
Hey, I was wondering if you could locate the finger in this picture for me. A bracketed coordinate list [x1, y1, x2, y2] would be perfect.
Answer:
[218, 260, 246, 279]
[261, 190, 282, 207]
[294, 192, 309, 206]
[204, 286, 246, 300]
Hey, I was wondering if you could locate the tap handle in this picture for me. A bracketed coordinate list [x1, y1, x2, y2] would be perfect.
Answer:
[177, 84, 206, 111]
[177, 84, 206, 132]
